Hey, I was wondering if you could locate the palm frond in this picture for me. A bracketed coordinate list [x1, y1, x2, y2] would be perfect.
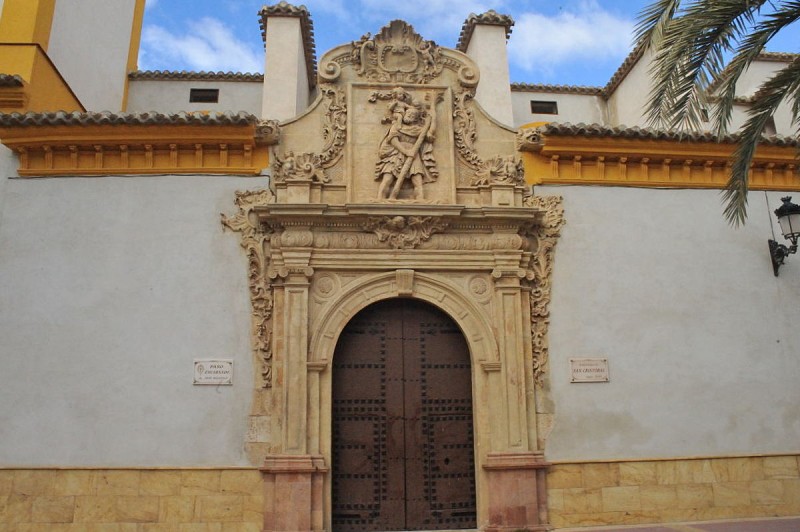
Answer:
[722, 57, 800, 225]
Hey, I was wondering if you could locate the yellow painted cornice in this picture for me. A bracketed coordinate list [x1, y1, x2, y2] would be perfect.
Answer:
[519, 128, 800, 190]
[0, 115, 279, 176]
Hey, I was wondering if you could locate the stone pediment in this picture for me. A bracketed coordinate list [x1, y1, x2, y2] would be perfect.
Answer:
[272, 19, 525, 208]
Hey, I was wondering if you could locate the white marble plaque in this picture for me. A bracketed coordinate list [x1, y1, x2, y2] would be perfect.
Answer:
[193, 359, 233, 385]
[569, 358, 609, 383]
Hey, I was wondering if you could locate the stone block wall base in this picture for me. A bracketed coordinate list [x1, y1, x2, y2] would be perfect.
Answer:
[483, 451, 551, 531]
[261, 454, 327, 532]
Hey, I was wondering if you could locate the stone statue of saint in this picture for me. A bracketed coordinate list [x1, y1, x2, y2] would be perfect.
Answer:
[375, 90, 438, 200]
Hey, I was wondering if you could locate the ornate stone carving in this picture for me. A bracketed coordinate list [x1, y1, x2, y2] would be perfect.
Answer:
[361, 216, 448, 249]
[516, 128, 543, 152]
[522, 195, 565, 383]
[453, 89, 482, 169]
[318, 85, 347, 169]
[272, 152, 328, 183]
[474, 155, 525, 186]
[351, 20, 444, 84]
[221, 189, 276, 388]
[371, 88, 441, 200]
[255, 119, 280, 145]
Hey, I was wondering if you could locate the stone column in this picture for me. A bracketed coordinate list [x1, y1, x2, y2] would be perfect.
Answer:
[259, 3, 315, 120]
[457, 11, 515, 126]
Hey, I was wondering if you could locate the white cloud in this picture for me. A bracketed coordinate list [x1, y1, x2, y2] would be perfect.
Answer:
[144, 0, 157, 9]
[357, 0, 508, 43]
[508, 1, 633, 78]
[140, 17, 262, 73]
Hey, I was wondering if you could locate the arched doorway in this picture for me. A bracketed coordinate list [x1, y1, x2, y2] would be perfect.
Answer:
[331, 298, 477, 531]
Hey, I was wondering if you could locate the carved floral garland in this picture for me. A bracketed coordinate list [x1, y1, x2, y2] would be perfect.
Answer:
[221, 189, 276, 387]
[523, 195, 565, 384]
[361, 215, 448, 249]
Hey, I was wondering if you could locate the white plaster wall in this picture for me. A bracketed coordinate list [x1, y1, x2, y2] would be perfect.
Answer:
[0, 145, 17, 230]
[262, 17, 309, 120]
[511, 91, 605, 128]
[48, 0, 137, 111]
[465, 26, 513, 126]
[606, 49, 653, 127]
[0, 174, 260, 466]
[541, 185, 800, 461]
[126, 80, 263, 114]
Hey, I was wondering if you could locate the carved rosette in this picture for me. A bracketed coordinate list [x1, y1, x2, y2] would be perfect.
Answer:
[522, 195, 565, 384]
[361, 216, 448, 249]
[221, 189, 276, 387]
[351, 20, 444, 84]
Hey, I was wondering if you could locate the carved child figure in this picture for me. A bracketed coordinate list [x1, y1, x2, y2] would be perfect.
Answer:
[374, 89, 438, 200]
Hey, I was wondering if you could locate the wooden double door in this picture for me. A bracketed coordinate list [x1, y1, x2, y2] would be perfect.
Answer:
[332, 299, 477, 531]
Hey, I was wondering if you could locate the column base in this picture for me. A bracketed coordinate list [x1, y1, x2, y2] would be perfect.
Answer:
[482, 451, 552, 531]
[261, 454, 327, 532]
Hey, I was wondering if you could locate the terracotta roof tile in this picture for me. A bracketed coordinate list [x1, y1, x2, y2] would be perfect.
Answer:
[0, 74, 24, 87]
[456, 10, 514, 52]
[510, 82, 603, 95]
[129, 70, 263, 81]
[0, 111, 259, 127]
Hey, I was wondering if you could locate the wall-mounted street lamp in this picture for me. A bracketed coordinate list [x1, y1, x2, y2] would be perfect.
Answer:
[769, 196, 800, 276]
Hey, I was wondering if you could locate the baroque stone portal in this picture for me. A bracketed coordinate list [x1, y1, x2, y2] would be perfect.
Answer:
[223, 19, 563, 532]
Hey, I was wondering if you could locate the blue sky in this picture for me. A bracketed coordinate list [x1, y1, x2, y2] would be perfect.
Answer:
[139, 0, 800, 87]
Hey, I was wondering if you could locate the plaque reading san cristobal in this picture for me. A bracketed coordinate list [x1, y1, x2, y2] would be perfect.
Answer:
[193, 359, 233, 385]
[569, 358, 609, 383]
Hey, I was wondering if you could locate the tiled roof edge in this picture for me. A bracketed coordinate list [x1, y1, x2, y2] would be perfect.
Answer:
[601, 43, 646, 98]
[519, 122, 799, 147]
[511, 82, 603, 95]
[129, 70, 263, 81]
[456, 10, 514, 52]
[0, 111, 260, 127]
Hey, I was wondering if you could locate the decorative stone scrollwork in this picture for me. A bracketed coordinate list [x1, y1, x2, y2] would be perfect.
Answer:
[453, 89, 482, 169]
[273, 152, 328, 183]
[522, 195, 565, 384]
[318, 85, 347, 169]
[351, 20, 444, 84]
[361, 215, 448, 249]
[221, 189, 276, 388]
[473, 155, 525, 186]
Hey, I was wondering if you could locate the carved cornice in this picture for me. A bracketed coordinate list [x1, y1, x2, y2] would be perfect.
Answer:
[0, 112, 270, 176]
[522, 195, 565, 384]
[129, 70, 264, 81]
[456, 10, 514, 52]
[259, 2, 317, 87]
[221, 189, 277, 388]
[517, 123, 800, 190]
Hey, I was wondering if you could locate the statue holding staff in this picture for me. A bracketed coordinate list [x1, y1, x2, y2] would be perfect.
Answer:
[374, 89, 438, 200]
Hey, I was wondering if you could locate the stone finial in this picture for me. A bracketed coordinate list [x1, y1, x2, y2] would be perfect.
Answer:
[258, 2, 317, 85]
[456, 10, 514, 52]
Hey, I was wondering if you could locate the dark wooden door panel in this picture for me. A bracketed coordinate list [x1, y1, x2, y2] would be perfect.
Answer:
[332, 299, 476, 531]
